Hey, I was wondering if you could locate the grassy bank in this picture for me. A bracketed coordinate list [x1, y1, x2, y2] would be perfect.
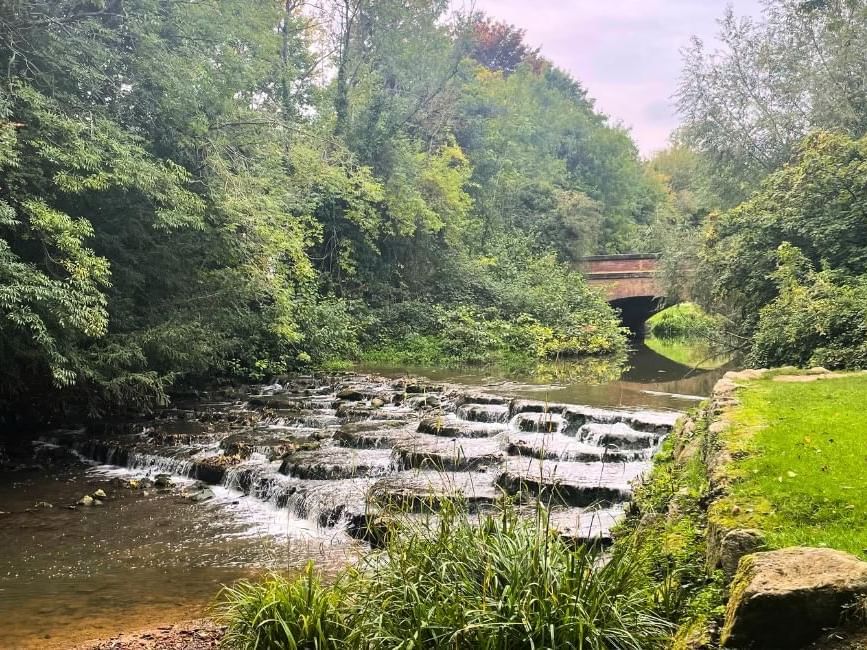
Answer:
[710, 372, 867, 557]
[616, 369, 867, 647]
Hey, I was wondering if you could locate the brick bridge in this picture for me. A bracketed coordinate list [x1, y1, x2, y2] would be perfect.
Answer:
[578, 253, 667, 333]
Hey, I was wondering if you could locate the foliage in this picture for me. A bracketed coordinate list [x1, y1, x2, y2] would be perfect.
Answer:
[217, 563, 343, 650]
[616, 410, 729, 646]
[466, 15, 541, 74]
[217, 502, 673, 649]
[0, 0, 652, 422]
[361, 235, 627, 367]
[698, 131, 867, 347]
[750, 247, 867, 369]
[647, 304, 720, 340]
[678, 0, 867, 204]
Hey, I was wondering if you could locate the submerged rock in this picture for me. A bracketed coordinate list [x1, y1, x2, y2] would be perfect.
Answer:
[721, 547, 867, 649]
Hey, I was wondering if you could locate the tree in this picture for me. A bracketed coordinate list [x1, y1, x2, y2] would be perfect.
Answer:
[467, 15, 540, 74]
[699, 131, 867, 335]
[678, 0, 867, 203]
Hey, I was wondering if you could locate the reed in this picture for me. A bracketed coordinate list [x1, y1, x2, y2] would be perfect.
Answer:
[216, 500, 671, 649]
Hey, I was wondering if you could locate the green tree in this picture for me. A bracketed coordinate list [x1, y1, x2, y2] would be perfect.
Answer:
[678, 0, 867, 202]
[699, 131, 867, 338]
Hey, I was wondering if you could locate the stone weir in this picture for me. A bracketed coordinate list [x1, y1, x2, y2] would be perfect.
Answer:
[50, 374, 681, 546]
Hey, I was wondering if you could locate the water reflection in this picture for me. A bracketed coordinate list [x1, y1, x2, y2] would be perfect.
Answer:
[358, 339, 733, 411]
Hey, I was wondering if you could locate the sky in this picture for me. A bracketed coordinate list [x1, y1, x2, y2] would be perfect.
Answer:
[451, 0, 764, 156]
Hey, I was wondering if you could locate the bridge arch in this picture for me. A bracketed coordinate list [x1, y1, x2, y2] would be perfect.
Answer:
[578, 254, 671, 334]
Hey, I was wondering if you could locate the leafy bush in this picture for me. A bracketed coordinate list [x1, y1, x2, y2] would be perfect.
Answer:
[362, 303, 625, 368]
[216, 503, 672, 649]
[647, 304, 720, 340]
[749, 244, 867, 369]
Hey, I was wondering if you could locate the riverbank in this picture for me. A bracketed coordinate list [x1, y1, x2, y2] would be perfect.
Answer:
[74, 620, 224, 650]
[619, 368, 867, 649]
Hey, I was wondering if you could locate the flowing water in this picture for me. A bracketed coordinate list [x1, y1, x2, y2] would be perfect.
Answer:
[0, 341, 728, 648]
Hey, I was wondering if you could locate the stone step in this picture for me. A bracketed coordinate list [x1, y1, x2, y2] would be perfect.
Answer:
[369, 471, 500, 513]
[577, 422, 662, 450]
[510, 412, 568, 433]
[393, 434, 505, 471]
[505, 432, 645, 463]
[417, 417, 506, 438]
[280, 447, 395, 480]
[334, 420, 414, 449]
[497, 458, 645, 507]
[455, 403, 510, 423]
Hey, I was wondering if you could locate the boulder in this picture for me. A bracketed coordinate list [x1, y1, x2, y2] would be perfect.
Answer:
[77, 495, 94, 506]
[92, 488, 107, 499]
[721, 547, 867, 649]
[710, 528, 766, 578]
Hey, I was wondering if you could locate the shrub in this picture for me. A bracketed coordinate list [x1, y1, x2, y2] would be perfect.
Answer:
[749, 246, 867, 369]
[646, 303, 719, 340]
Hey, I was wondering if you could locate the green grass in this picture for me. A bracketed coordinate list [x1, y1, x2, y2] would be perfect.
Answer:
[715, 374, 867, 557]
[646, 303, 719, 340]
[216, 502, 673, 649]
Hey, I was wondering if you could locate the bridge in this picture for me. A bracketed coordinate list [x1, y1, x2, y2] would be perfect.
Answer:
[578, 253, 667, 333]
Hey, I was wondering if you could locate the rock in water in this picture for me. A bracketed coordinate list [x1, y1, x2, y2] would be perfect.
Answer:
[721, 547, 867, 648]
[188, 488, 215, 503]
[154, 474, 172, 488]
[92, 489, 107, 499]
[77, 495, 94, 507]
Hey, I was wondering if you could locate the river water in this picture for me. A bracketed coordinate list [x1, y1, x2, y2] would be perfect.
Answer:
[0, 340, 727, 649]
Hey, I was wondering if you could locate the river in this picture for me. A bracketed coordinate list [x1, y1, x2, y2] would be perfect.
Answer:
[0, 340, 728, 649]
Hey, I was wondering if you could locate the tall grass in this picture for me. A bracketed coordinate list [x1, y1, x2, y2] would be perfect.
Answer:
[216, 562, 343, 650]
[216, 502, 671, 649]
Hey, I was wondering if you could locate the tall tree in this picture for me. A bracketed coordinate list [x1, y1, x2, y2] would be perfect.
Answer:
[678, 0, 867, 202]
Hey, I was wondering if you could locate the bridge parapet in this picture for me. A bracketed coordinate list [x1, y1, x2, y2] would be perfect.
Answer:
[578, 254, 663, 302]
[578, 254, 667, 333]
